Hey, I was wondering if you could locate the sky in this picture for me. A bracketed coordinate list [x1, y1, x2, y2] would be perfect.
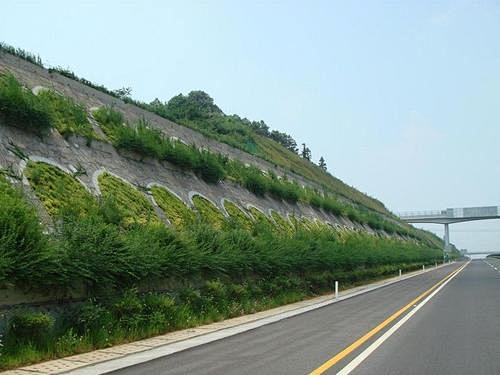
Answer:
[1, 0, 499, 253]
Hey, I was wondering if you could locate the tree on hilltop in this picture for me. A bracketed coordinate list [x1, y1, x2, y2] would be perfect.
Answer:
[301, 143, 311, 161]
[318, 156, 327, 171]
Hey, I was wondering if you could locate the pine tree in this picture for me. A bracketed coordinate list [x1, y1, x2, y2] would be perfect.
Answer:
[319, 156, 327, 171]
[301, 143, 311, 161]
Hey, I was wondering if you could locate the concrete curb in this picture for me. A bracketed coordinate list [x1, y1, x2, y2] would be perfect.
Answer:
[3, 262, 456, 375]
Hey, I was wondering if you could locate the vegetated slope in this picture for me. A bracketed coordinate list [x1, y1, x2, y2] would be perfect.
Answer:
[0, 44, 441, 246]
[0, 41, 389, 216]
[254, 134, 386, 212]
[0, 43, 452, 369]
[148, 91, 389, 215]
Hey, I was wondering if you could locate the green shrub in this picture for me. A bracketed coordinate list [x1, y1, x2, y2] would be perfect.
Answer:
[150, 186, 195, 229]
[37, 90, 95, 139]
[143, 293, 177, 332]
[322, 197, 344, 216]
[269, 179, 300, 203]
[242, 167, 268, 196]
[113, 119, 163, 159]
[71, 299, 113, 335]
[7, 311, 54, 345]
[0, 176, 47, 286]
[179, 287, 206, 315]
[203, 280, 228, 316]
[0, 73, 52, 134]
[112, 289, 144, 330]
[92, 106, 124, 139]
[93, 107, 225, 184]
[56, 211, 133, 292]
[194, 151, 225, 183]
[161, 142, 197, 170]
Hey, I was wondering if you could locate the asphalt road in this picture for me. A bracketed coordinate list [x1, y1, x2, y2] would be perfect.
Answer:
[352, 259, 500, 375]
[109, 260, 500, 375]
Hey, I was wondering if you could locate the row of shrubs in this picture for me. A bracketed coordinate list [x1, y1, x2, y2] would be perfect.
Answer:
[93, 107, 225, 183]
[1, 174, 446, 293]
[1, 261, 425, 369]
[0, 42, 43, 67]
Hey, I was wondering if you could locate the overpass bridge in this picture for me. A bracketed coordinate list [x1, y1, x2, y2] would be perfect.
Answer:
[465, 251, 499, 255]
[398, 205, 500, 249]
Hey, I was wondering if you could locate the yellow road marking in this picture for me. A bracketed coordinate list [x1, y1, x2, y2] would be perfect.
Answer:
[308, 263, 468, 375]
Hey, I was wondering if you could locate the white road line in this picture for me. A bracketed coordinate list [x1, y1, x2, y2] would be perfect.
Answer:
[336, 262, 469, 375]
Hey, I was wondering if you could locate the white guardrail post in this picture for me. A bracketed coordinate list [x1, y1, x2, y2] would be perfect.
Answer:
[335, 281, 338, 299]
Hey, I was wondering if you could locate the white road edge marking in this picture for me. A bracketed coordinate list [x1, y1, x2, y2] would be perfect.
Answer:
[336, 261, 469, 375]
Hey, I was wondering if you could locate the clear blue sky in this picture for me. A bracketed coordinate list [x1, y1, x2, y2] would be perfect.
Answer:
[2, 0, 499, 252]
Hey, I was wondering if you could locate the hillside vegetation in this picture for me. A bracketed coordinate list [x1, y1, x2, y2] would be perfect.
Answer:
[149, 91, 390, 215]
[0, 44, 451, 369]
[0, 169, 450, 369]
[0, 42, 388, 215]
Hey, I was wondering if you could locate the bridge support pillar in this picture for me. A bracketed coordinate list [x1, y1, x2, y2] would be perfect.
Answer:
[444, 223, 450, 250]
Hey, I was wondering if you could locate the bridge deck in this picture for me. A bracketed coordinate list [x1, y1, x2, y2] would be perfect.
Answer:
[398, 206, 500, 224]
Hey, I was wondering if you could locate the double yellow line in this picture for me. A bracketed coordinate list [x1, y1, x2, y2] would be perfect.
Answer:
[309, 262, 468, 375]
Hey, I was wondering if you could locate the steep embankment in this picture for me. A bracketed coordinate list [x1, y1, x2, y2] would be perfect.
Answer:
[0, 45, 448, 369]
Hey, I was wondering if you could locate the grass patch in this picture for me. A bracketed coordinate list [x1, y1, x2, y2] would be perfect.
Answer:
[0, 73, 52, 135]
[37, 90, 96, 140]
[248, 207, 274, 229]
[270, 211, 294, 234]
[24, 161, 94, 216]
[223, 200, 253, 230]
[191, 195, 226, 230]
[150, 186, 195, 229]
[97, 173, 158, 226]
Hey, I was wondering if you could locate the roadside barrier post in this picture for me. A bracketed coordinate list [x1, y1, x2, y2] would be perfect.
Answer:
[335, 281, 338, 299]
[422, 265, 425, 272]
[435, 262, 437, 269]
[399, 269, 402, 277]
